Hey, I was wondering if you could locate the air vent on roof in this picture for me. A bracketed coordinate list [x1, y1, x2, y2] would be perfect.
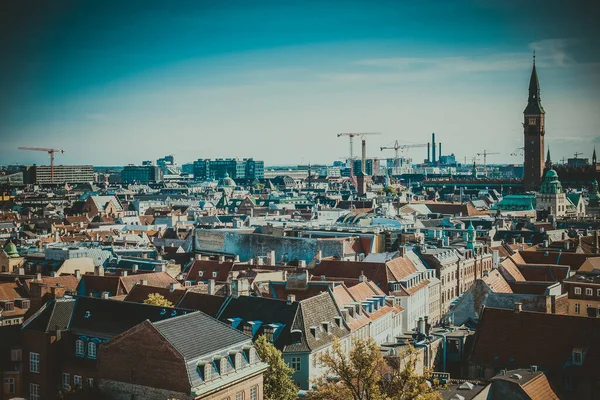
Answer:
[458, 382, 474, 390]
[510, 374, 522, 380]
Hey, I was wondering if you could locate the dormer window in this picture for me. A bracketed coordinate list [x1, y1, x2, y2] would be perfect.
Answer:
[199, 270, 205, 277]
[572, 348, 585, 365]
[586, 288, 593, 296]
[212, 271, 218, 278]
[243, 322, 254, 336]
[220, 357, 229, 375]
[575, 287, 581, 295]
[310, 326, 318, 338]
[203, 363, 213, 381]
[235, 353, 244, 369]
[249, 347, 258, 364]
[322, 322, 330, 334]
[3, 302, 14, 312]
[88, 342, 97, 359]
[264, 325, 275, 342]
[75, 340, 85, 357]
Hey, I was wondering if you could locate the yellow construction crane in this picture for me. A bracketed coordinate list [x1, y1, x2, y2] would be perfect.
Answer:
[337, 132, 381, 178]
[476, 150, 499, 176]
[18, 147, 65, 184]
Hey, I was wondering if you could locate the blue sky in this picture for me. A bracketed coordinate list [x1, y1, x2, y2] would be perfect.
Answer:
[1, 0, 599, 166]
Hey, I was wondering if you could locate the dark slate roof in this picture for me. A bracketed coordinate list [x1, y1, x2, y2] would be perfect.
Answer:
[69, 296, 191, 338]
[153, 311, 253, 389]
[217, 295, 300, 350]
[22, 298, 76, 333]
[176, 292, 227, 317]
[153, 311, 251, 361]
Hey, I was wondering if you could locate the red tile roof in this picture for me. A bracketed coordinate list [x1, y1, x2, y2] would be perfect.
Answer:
[482, 270, 513, 293]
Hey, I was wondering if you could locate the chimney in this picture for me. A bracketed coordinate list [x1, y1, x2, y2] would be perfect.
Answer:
[140, 279, 148, 286]
[208, 279, 215, 295]
[298, 260, 307, 268]
[169, 282, 178, 292]
[94, 266, 104, 276]
[427, 142, 431, 163]
[36, 273, 42, 281]
[543, 240, 548, 248]
[512, 238, 516, 245]
[530, 365, 538, 372]
[417, 317, 424, 336]
[218, 255, 225, 263]
[155, 264, 166, 272]
[256, 257, 264, 266]
[515, 302, 522, 313]
[74, 269, 81, 279]
[316, 250, 322, 262]
[121, 270, 128, 277]
[101, 291, 110, 299]
[439, 142, 442, 160]
[520, 237, 525, 244]
[359, 271, 366, 282]
[431, 133, 436, 164]
[287, 294, 296, 305]
[234, 255, 240, 262]
[195, 254, 202, 260]
[267, 250, 276, 265]
[595, 231, 599, 254]
[132, 264, 139, 273]
[424, 316, 430, 336]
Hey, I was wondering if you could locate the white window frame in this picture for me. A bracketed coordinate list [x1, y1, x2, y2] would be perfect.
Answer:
[574, 287, 581, 295]
[76, 340, 85, 357]
[235, 353, 244, 369]
[30, 352, 40, 373]
[62, 373, 70, 390]
[236, 391, 245, 400]
[30, 383, 40, 400]
[586, 288, 593, 296]
[291, 356, 301, 372]
[87, 377, 94, 387]
[249, 348, 258, 364]
[74, 375, 82, 388]
[204, 364, 212, 381]
[88, 342, 97, 359]
[575, 303, 580, 314]
[250, 385, 258, 400]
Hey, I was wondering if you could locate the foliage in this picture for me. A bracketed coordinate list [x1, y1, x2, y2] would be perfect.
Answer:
[307, 338, 441, 400]
[143, 293, 174, 308]
[254, 335, 298, 400]
[383, 186, 398, 196]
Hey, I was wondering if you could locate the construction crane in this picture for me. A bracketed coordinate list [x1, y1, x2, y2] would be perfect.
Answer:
[476, 150, 500, 177]
[337, 132, 381, 178]
[573, 152, 583, 159]
[511, 147, 524, 157]
[17, 147, 65, 184]
[380, 140, 428, 167]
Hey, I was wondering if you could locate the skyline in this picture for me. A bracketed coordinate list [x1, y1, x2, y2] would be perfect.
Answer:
[1, 0, 600, 166]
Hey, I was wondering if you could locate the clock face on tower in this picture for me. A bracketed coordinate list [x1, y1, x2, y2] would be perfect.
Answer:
[528, 118, 536, 125]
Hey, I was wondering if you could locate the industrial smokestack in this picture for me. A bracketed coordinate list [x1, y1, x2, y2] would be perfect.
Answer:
[361, 138, 367, 175]
[427, 143, 431, 163]
[439, 143, 442, 162]
[431, 133, 436, 164]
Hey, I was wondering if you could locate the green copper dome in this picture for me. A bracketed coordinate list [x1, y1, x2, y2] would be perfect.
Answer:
[218, 172, 236, 188]
[3, 241, 19, 258]
[539, 169, 562, 194]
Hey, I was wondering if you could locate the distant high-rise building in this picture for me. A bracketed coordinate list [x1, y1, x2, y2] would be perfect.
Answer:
[121, 165, 163, 184]
[193, 158, 264, 180]
[523, 54, 545, 191]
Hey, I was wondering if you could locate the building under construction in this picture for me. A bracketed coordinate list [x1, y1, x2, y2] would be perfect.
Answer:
[20, 165, 94, 185]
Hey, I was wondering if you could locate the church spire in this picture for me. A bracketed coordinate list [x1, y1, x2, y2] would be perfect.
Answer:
[545, 147, 552, 169]
[593, 147, 597, 165]
[525, 51, 545, 115]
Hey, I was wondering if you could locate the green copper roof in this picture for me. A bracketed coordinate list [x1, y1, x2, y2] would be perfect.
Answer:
[3, 240, 19, 258]
[539, 169, 562, 194]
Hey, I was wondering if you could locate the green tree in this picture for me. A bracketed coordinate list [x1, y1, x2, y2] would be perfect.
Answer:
[143, 293, 174, 307]
[254, 335, 298, 400]
[383, 186, 398, 196]
[308, 339, 441, 400]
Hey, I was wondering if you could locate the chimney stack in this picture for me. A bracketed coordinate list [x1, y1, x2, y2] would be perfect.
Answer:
[515, 302, 522, 313]
[94, 266, 104, 276]
[431, 133, 436, 164]
[36, 273, 42, 281]
[121, 270, 128, 277]
[74, 269, 81, 280]
[208, 279, 215, 295]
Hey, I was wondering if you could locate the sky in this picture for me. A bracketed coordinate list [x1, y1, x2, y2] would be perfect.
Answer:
[1, 0, 599, 167]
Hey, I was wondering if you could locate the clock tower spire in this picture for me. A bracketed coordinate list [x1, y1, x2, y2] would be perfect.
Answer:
[523, 51, 546, 191]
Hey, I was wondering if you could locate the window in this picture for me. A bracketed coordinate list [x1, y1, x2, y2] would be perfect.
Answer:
[236, 391, 244, 400]
[62, 373, 70, 389]
[575, 303, 580, 314]
[575, 287, 581, 295]
[220, 358, 229, 375]
[597, 289, 600, 297]
[87, 378, 94, 387]
[204, 364, 212, 381]
[212, 271, 218, 278]
[30, 383, 40, 400]
[291, 357, 301, 372]
[76, 340, 85, 357]
[88, 342, 97, 359]
[264, 327, 275, 342]
[3, 378, 15, 394]
[74, 375, 82, 388]
[30, 352, 40, 373]
[586, 288, 593, 296]
[448, 339, 460, 354]
[573, 350, 582, 365]
[235, 353, 244, 369]
[249, 348, 258, 364]
[11, 349, 21, 361]
[243, 323, 253, 336]
[250, 385, 258, 400]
